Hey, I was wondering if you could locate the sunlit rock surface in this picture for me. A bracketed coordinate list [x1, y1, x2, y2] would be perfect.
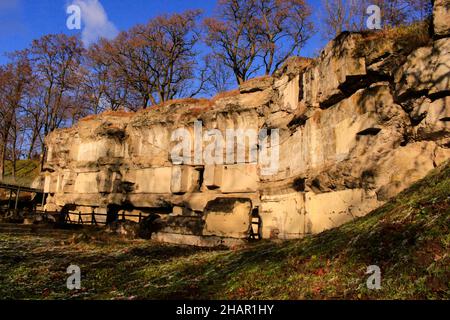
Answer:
[43, 21, 450, 246]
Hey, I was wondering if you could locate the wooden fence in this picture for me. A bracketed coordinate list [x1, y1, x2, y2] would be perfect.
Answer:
[0, 208, 147, 226]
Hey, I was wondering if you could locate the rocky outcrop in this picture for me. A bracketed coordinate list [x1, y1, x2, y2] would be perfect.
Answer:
[434, 0, 450, 38]
[43, 15, 450, 246]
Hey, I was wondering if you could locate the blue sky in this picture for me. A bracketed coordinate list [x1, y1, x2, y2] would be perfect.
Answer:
[0, 0, 327, 65]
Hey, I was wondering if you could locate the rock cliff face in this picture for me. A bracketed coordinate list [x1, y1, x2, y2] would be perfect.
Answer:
[43, 4, 450, 246]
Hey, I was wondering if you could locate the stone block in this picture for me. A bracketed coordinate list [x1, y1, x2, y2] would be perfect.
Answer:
[279, 75, 300, 111]
[75, 139, 123, 162]
[220, 164, 259, 193]
[204, 165, 223, 189]
[152, 232, 246, 247]
[374, 141, 445, 200]
[171, 166, 199, 194]
[130, 167, 172, 194]
[304, 189, 380, 234]
[172, 206, 183, 215]
[43, 175, 52, 194]
[74, 172, 99, 194]
[203, 198, 252, 238]
[260, 193, 305, 239]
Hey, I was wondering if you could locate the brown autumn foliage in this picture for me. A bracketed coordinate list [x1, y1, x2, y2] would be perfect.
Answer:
[210, 89, 241, 104]
[80, 109, 135, 122]
[148, 97, 213, 111]
[97, 10, 203, 110]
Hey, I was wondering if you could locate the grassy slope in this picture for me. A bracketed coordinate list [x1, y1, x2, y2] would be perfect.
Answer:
[1, 160, 40, 185]
[0, 161, 448, 300]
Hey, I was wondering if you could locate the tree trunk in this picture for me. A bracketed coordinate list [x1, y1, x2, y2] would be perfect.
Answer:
[0, 143, 5, 181]
[236, 74, 244, 86]
[12, 128, 17, 179]
[27, 131, 38, 160]
[0, 121, 12, 181]
[40, 145, 46, 172]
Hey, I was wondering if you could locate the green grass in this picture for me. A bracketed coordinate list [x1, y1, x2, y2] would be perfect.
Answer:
[0, 161, 449, 300]
[1, 160, 40, 186]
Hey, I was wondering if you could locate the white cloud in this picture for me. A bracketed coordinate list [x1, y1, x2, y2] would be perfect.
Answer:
[71, 0, 118, 47]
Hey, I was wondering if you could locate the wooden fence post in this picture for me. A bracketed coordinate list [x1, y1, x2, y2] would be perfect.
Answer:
[91, 208, 97, 226]
[14, 187, 20, 210]
[7, 190, 12, 209]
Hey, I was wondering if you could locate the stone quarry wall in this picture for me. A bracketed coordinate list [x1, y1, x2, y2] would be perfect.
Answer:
[43, 2, 450, 246]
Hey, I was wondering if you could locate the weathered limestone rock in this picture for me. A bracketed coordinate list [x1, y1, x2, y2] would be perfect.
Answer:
[240, 76, 274, 93]
[302, 33, 366, 108]
[203, 198, 252, 238]
[374, 141, 450, 200]
[43, 14, 450, 246]
[433, 0, 450, 37]
[395, 46, 434, 99]
[304, 189, 380, 234]
[170, 166, 200, 194]
[220, 164, 259, 193]
[395, 37, 450, 99]
[204, 165, 222, 189]
[260, 192, 305, 239]
[279, 75, 300, 111]
[414, 97, 450, 140]
[271, 83, 408, 182]
[430, 37, 450, 96]
[74, 172, 99, 194]
[273, 56, 313, 78]
[129, 168, 172, 194]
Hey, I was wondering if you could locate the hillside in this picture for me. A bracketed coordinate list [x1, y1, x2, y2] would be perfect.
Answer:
[1, 160, 40, 186]
[0, 160, 448, 299]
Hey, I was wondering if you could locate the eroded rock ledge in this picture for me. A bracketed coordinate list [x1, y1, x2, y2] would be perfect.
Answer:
[43, 5, 450, 246]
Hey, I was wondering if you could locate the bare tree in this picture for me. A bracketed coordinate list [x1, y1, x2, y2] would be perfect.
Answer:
[205, 0, 314, 84]
[13, 72, 44, 161]
[28, 34, 85, 168]
[141, 10, 203, 103]
[375, 0, 433, 26]
[321, 0, 365, 38]
[0, 54, 33, 179]
[256, 0, 314, 74]
[82, 39, 130, 113]
[320, 0, 434, 39]
[204, 0, 261, 85]
[203, 54, 234, 94]
[103, 10, 202, 109]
